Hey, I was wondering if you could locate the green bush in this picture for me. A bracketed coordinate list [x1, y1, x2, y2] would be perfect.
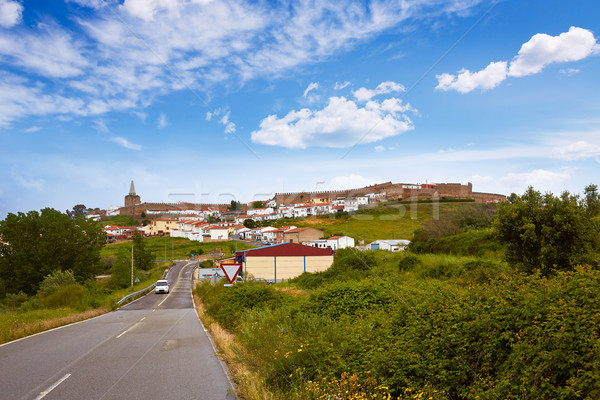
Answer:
[38, 270, 78, 298]
[304, 280, 394, 319]
[41, 284, 87, 309]
[199, 282, 288, 331]
[398, 254, 421, 271]
[4, 291, 29, 308]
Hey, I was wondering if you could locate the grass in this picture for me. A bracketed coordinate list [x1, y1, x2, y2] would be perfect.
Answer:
[0, 308, 108, 344]
[193, 289, 276, 400]
[279, 203, 466, 243]
[0, 265, 166, 345]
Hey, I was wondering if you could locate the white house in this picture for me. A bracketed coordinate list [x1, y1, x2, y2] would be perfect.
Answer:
[247, 207, 274, 216]
[277, 207, 294, 219]
[357, 196, 369, 206]
[202, 226, 229, 241]
[107, 206, 121, 216]
[293, 204, 313, 218]
[344, 198, 359, 212]
[366, 239, 410, 252]
[306, 235, 355, 250]
[326, 236, 355, 249]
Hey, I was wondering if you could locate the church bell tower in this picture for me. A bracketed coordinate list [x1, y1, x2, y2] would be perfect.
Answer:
[124, 180, 141, 207]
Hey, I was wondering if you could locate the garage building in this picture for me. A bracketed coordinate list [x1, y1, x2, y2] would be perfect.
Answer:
[235, 243, 334, 282]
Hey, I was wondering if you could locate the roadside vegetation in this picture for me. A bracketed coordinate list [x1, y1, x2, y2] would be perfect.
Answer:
[0, 210, 167, 344]
[195, 185, 600, 399]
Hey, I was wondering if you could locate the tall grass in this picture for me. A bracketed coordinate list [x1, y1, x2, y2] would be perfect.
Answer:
[0, 266, 165, 344]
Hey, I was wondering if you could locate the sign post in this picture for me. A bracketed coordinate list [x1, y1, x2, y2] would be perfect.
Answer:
[220, 263, 242, 285]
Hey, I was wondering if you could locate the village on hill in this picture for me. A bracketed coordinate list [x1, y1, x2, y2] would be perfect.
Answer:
[95, 180, 505, 250]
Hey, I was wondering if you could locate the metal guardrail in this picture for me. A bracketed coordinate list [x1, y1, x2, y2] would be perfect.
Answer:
[116, 269, 169, 306]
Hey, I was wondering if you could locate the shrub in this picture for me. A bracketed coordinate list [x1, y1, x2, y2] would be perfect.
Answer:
[4, 291, 29, 308]
[398, 254, 421, 271]
[41, 284, 87, 309]
[304, 281, 394, 319]
[38, 270, 78, 298]
[202, 282, 288, 330]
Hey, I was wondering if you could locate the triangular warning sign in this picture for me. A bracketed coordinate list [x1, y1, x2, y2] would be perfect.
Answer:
[220, 263, 242, 284]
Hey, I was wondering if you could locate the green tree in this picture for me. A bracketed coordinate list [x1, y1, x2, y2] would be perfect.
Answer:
[252, 200, 265, 209]
[493, 187, 594, 275]
[132, 232, 154, 270]
[583, 184, 600, 217]
[111, 247, 134, 288]
[228, 200, 242, 212]
[0, 208, 105, 295]
[68, 204, 88, 219]
[243, 218, 258, 229]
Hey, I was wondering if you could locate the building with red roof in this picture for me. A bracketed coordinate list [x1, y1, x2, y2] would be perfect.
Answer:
[235, 243, 334, 282]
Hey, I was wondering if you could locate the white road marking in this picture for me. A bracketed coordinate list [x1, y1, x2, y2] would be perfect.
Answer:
[140, 317, 146, 321]
[116, 330, 127, 339]
[34, 373, 71, 400]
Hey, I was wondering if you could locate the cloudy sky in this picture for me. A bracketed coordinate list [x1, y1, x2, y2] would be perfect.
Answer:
[1, 0, 599, 217]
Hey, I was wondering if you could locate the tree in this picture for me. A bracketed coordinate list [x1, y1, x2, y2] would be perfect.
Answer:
[243, 218, 258, 229]
[132, 232, 154, 270]
[583, 184, 600, 217]
[111, 247, 134, 288]
[228, 200, 242, 212]
[493, 187, 594, 275]
[252, 201, 265, 209]
[0, 208, 104, 295]
[67, 204, 88, 219]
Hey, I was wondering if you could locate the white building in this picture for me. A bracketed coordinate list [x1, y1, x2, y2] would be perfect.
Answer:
[366, 239, 410, 252]
[247, 207, 274, 216]
[326, 236, 355, 249]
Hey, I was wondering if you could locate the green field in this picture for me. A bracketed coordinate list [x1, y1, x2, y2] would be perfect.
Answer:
[100, 237, 255, 260]
[272, 203, 466, 243]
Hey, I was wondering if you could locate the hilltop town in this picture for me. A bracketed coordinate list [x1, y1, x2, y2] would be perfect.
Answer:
[94, 180, 505, 246]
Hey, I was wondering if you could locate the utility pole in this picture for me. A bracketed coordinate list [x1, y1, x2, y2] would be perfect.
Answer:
[164, 235, 167, 265]
[131, 245, 134, 289]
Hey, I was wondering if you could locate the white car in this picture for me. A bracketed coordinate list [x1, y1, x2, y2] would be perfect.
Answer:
[155, 279, 169, 294]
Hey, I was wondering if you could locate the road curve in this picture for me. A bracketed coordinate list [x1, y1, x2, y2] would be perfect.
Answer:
[0, 261, 236, 400]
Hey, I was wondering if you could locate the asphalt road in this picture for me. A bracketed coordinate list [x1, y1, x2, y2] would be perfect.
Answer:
[0, 261, 236, 400]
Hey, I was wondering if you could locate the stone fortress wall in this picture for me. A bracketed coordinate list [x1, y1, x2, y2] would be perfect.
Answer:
[273, 181, 505, 206]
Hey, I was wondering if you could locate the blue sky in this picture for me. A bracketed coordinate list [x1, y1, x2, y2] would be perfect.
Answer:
[1, 0, 599, 217]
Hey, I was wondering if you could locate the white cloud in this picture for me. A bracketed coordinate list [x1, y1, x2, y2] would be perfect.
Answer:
[303, 82, 320, 98]
[251, 92, 416, 149]
[353, 81, 405, 101]
[0, 24, 90, 78]
[93, 119, 108, 132]
[374, 145, 386, 152]
[560, 68, 580, 75]
[157, 112, 168, 129]
[498, 168, 575, 188]
[437, 27, 599, 93]
[110, 136, 142, 150]
[24, 126, 42, 133]
[0, 74, 88, 128]
[551, 140, 600, 161]
[334, 81, 350, 90]
[508, 27, 599, 77]
[0, 0, 23, 28]
[0, 0, 492, 126]
[435, 61, 507, 93]
[11, 172, 44, 191]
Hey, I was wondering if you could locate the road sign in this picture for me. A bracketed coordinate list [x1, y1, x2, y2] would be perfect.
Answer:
[220, 263, 242, 284]
[134, 277, 140, 284]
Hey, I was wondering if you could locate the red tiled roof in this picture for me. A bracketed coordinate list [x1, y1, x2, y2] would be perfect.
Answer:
[285, 227, 317, 233]
[237, 243, 333, 257]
